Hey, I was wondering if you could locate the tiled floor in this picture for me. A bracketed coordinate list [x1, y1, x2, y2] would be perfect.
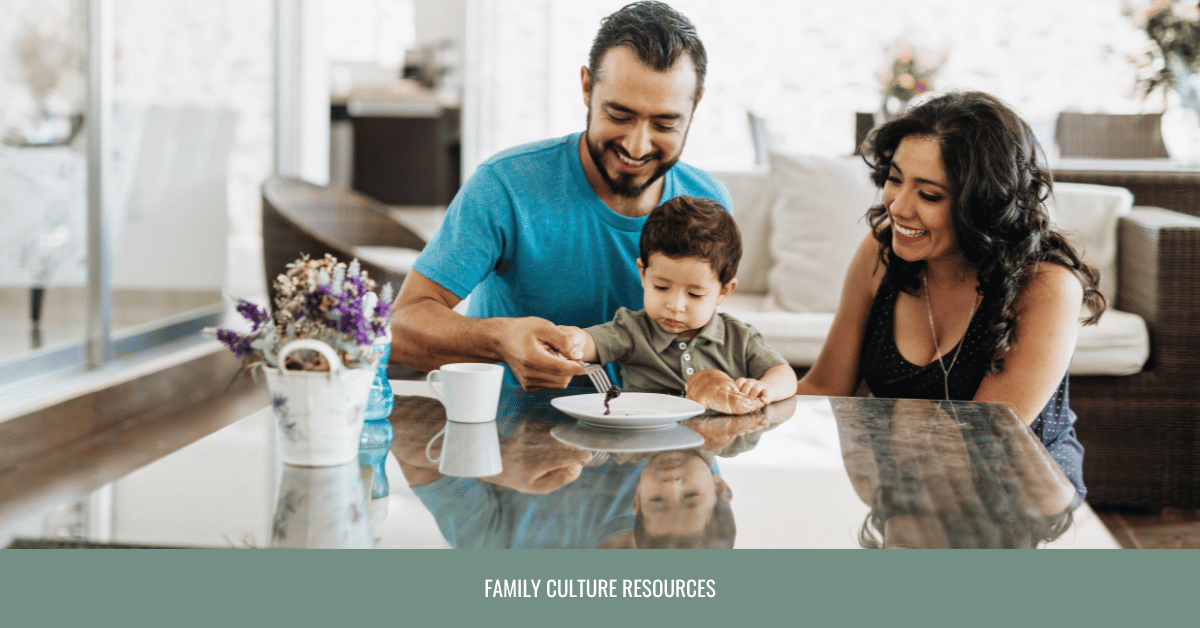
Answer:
[1092, 507, 1200, 549]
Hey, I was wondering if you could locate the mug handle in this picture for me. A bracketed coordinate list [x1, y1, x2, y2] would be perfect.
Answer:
[425, 424, 447, 463]
[426, 369, 445, 402]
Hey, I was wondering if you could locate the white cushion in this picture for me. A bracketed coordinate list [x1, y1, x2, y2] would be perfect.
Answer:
[1070, 309, 1149, 375]
[1045, 183, 1133, 302]
[721, 292, 1148, 376]
[352, 246, 421, 274]
[765, 152, 878, 313]
[711, 169, 776, 294]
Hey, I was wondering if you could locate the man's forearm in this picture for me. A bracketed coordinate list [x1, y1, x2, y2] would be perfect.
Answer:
[390, 299, 505, 371]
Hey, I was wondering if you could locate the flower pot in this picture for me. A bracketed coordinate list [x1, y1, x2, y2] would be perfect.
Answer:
[264, 339, 377, 467]
[1162, 104, 1200, 166]
[1162, 71, 1200, 166]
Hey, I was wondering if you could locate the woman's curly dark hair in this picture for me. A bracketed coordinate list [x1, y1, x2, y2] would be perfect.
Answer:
[862, 91, 1106, 374]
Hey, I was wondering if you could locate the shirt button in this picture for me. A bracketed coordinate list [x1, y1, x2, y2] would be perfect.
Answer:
[686, 368, 694, 375]
[678, 342, 687, 350]
[683, 353, 691, 361]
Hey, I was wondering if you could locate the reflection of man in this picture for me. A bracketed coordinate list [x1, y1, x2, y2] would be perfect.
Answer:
[390, 2, 732, 391]
[391, 392, 641, 549]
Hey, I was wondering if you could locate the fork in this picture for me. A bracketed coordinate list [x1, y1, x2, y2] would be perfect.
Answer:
[579, 361, 613, 393]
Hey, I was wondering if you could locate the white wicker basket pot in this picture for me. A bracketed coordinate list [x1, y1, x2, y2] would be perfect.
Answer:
[264, 339, 376, 467]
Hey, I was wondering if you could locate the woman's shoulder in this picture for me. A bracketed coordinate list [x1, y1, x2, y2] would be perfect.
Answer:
[1015, 262, 1084, 311]
[845, 231, 889, 296]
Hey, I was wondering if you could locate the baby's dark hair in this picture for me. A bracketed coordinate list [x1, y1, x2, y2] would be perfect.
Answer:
[640, 196, 741, 284]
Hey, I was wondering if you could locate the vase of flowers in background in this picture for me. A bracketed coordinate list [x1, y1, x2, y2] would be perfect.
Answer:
[877, 40, 945, 119]
[1128, 1, 1200, 164]
[207, 254, 393, 467]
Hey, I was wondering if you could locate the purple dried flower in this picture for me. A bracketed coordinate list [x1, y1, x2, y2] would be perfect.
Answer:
[373, 299, 392, 319]
[236, 300, 271, 331]
[303, 289, 327, 321]
[216, 328, 254, 358]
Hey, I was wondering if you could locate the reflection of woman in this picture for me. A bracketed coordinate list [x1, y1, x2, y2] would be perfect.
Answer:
[797, 92, 1104, 497]
[839, 398, 1077, 548]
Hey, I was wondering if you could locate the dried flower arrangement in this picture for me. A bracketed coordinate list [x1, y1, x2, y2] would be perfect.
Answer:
[206, 254, 393, 372]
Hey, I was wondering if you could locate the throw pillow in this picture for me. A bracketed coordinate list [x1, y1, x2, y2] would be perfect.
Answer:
[766, 152, 878, 313]
[1044, 182, 1133, 303]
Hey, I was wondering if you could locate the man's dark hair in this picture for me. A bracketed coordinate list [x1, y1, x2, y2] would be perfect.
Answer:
[634, 498, 736, 549]
[640, 196, 741, 284]
[588, 1, 707, 101]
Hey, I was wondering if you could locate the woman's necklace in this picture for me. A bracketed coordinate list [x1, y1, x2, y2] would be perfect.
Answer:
[922, 273, 980, 401]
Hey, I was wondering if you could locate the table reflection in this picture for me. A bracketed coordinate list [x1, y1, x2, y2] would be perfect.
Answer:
[833, 398, 1079, 549]
[389, 388, 794, 549]
[269, 462, 373, 549]
[4, 387, 1113, 549]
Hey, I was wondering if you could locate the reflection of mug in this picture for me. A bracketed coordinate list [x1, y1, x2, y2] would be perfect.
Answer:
[426, 363, 504, 423]
[425, 420, 503, 477]
[269, 462, 374, 549]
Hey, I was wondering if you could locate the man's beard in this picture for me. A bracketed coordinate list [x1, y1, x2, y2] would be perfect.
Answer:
[584, 117, 684, 198]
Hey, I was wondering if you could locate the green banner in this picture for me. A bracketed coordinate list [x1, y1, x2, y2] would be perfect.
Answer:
[1, 550, 1195, 627]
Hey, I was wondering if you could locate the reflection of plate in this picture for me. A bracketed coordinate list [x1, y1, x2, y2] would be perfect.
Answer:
[550, 393, 705, 429]
[550, 421, 704, 453]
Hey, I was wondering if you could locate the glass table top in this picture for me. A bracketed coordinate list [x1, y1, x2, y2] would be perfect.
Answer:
[5, 382, 1119, 549]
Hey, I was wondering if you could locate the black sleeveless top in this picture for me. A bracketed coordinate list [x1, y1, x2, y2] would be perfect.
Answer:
[859, 274, 1086, 497]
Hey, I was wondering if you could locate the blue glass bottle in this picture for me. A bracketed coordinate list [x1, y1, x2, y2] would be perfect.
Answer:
[359, 340, 394, 503]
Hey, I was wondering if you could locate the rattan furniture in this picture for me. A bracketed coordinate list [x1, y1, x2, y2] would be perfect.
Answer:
[260, 176, 427, 307]
[1051, 163, 1200, 508]
[1054, 113, 1170, 160]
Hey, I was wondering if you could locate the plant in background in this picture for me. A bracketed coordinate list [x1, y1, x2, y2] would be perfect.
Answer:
[1126, 1, 1200, 112]
[879, 40, 945, 117]
[206, 254, 393, 372]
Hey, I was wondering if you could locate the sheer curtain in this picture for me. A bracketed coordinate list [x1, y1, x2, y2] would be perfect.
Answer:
[465, 0, 1151, 175]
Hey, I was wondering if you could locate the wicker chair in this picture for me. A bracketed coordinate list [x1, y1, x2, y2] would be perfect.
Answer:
[1056, 173, 1200, 509]
[1054, 112, 1170, 160]
[260, 176, 427, 308]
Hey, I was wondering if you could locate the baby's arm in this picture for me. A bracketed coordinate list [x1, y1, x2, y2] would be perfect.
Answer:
[556, 326, 599, 363]
[735, 363, 798, 404]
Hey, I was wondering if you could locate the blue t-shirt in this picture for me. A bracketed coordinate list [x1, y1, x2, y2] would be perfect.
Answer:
[413, 131, 733, 330]
[411, 460, 644, 549]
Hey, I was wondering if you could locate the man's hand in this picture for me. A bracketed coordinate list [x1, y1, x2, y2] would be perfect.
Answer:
[495, 317, 586, 391]
[485, 421, 595, 494]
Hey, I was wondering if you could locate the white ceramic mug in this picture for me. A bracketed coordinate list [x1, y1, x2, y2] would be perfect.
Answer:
[425, 420, 503, 477]
[425, 363, 505, 423]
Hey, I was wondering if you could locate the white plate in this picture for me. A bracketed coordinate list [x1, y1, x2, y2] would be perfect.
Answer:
[550, 392, 705, 429]
[550, 420, 704, 453]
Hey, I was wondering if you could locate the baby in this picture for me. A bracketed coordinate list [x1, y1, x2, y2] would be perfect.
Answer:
[559, 195, 796, 411]
[634, 449, 734, 548]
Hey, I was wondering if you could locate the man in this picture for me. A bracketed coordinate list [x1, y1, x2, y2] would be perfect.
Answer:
[390, 1, 732, 390]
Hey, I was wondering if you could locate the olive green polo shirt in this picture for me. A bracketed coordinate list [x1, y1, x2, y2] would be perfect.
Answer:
[586, 307, 786, 395]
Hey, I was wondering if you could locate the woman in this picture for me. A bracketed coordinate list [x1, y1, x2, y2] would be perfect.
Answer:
[797, 91, 1105, 497]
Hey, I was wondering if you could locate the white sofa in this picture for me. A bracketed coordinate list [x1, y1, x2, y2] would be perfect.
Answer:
[712, 153, 1150, 377]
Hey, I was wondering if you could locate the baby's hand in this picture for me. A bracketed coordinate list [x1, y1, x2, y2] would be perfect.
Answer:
[555, 325, 589, 361]
[734, 377, 771, 402]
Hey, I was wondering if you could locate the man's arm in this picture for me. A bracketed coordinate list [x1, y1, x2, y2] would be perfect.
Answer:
[390, 270, 585, 390]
